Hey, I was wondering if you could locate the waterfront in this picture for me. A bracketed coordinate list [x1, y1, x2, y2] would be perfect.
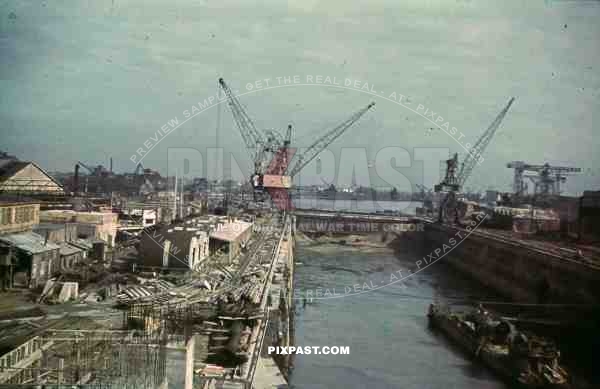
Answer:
[290, 241, 508, 389]
[293, 198, 420, 215]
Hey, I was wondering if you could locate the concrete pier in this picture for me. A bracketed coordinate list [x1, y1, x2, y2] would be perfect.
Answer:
[243, 215, 294, 388]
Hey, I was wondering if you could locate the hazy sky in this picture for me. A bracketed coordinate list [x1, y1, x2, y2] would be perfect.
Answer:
[1, 0, 599, 194]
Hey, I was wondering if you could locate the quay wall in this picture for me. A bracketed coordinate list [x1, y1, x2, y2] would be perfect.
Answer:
[247, 216, 295, 388]
[423, 223, 600, 305]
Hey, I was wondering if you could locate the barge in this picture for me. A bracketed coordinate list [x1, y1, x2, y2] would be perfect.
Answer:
[428, 303, 570, 388]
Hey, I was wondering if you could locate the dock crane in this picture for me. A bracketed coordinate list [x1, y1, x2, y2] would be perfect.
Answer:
[218, 78, 375, 210]
[435, 97, 515, 223]
[73, 161, 97, 194]
[507, 161, 581, 198]
[73, 161, 112, 194]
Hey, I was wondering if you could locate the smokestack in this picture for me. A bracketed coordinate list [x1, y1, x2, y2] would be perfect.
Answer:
[110, 158, 113, 173]
[173, 172, 178, 220]
[180, 177, 183, 220]
[74, 164, 79, 194]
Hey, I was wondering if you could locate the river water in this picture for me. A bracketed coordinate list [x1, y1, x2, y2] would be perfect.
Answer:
[289, 241, 509, 389]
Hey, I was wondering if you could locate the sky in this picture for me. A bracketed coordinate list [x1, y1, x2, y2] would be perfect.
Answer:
[1, 0, 599, 195]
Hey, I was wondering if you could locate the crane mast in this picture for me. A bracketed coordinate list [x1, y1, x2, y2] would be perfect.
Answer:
[265, 103, 374, 210]
[284, 123, 293, 146]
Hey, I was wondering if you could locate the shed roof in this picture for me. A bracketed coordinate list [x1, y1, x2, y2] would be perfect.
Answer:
[69, 238, 99, 251]
[0, 232, 60, 254]
[0, 160, 64, 191]
[59, 243, 83, 256]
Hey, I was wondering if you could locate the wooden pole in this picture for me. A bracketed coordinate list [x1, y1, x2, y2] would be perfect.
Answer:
[57, 358, 64, 384]
[184, 324, 195, 389]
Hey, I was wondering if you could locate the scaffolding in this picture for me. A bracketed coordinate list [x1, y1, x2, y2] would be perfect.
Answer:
[1, 329, 168, 389]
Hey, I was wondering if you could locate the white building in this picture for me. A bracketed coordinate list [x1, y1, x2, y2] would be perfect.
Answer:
[120, 207, 159, 228]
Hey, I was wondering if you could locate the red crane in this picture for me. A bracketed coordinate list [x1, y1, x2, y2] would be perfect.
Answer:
[218, 78, 375, 210]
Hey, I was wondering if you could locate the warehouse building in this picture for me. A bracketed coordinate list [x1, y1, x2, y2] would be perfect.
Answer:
[0, 232, 60, 288]
[40, 210, 118, 247]
[0, 198, 40, 235]
[0, 154, 64, 195]
[138, 223, 211, 270]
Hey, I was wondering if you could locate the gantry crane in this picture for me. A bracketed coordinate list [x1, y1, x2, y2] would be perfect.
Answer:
[507, 161, 581, 197]
[435, 97, 515, 223]
[218, 78, 375, 209]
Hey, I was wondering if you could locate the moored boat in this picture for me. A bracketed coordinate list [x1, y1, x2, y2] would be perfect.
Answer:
[427, 303, 570, 389]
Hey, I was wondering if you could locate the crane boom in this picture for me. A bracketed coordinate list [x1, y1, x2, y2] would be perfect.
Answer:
[457, 97, 515, 188]
[77, 161, 95, 174]
[288, 102, 375, 178]
[218, 78, 267, 173]
[435, 97, 515, 223]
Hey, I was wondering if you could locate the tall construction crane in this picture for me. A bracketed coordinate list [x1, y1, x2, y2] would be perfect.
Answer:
[73, 161, 113, 195]
[218, 78, 375, 208]
[435, 97, 515, 223]
[73, 161, 97, 194]
[507, 161, 581, 197]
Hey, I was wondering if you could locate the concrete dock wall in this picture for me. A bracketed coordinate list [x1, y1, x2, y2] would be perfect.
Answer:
[423, 223, 600, 305]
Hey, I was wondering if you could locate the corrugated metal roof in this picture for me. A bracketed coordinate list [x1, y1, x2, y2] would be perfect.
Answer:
[0, 160, 64, 192]
[69, 238, 95, 250]
[0, 232, 60, 254]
